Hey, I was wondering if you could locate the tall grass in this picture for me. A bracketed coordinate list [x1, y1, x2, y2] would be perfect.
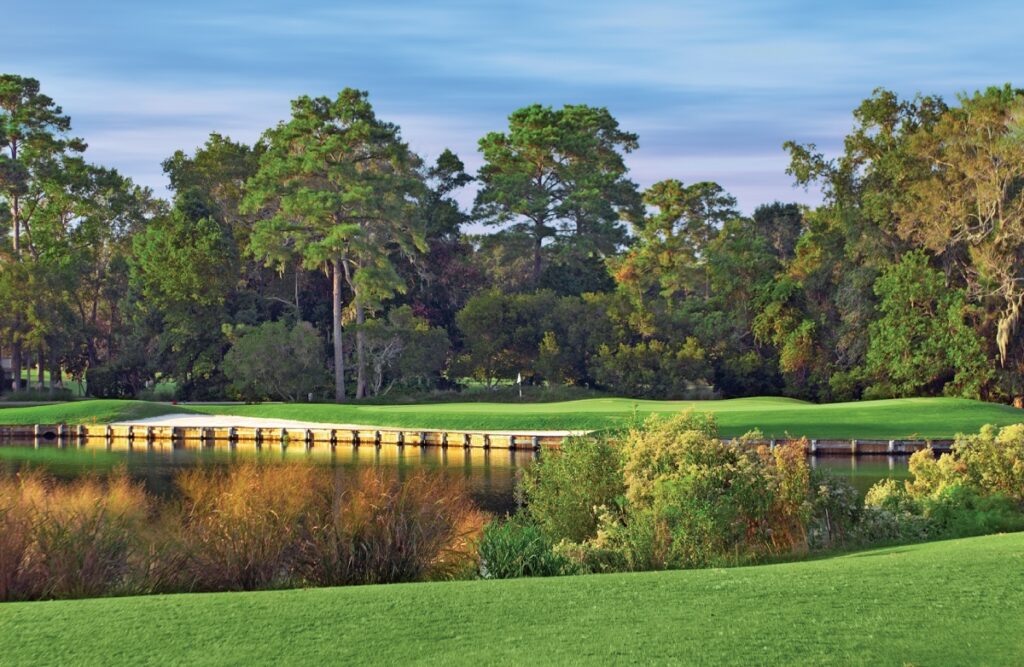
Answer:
[176, 464, 321, 591]
[302, 469, 484, 585]
[0, 463, 483, 601]
[0, 470, 150, 600]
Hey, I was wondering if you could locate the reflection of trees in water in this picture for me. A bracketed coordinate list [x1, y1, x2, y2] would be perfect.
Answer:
[0, 443, 538, 514]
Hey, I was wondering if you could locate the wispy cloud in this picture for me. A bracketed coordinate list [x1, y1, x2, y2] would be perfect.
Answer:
[4, 0, 1023, 211]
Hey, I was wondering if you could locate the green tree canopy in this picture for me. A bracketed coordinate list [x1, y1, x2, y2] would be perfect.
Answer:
[243, 89, 425, 401]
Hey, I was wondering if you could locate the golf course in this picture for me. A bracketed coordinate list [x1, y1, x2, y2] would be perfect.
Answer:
[1, 396, 1022, 439]
[1, 532, 1021, 665]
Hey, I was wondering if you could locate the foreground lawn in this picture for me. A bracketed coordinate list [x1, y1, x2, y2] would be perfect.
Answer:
[1, 533, 1021, 666]
[2, 396, 1023, 438]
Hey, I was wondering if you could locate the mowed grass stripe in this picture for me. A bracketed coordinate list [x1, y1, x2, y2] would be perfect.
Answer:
[1, 533, 1022, 666]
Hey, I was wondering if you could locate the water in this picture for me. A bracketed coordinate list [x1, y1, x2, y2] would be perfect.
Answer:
[0, 443, 913, 513]
[0, 442, 535, 515]
[811, 455, 912, 494]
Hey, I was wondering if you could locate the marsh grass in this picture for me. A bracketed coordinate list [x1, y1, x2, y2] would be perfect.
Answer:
[0, 470, 150, 600]
[302, 468, 484, 586]
[0, 463, 483, 600]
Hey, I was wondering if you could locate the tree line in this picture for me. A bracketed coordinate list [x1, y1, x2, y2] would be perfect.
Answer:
[2, 74, 1023, 404]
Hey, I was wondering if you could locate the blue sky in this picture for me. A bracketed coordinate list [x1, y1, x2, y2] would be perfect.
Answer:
[5, 0, 1023, 212]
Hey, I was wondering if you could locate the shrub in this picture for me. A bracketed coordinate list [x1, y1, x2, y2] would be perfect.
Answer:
[807, 470, 862, 549]
[223, 320, 328, 402]
[302, 469, 483, 586]
[519, 432, 625, 543]
[546, 413, 814, 571]
[864, 478, 919, 514]
[861, 428, 1024, 545]
[592, 338, 714, 399]
[953, 424, 1024, 503]
[477, 517, 573, 579]
[87, 357, 151, 399]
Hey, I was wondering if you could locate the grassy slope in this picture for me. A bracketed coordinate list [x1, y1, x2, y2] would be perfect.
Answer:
[2, 396, 1023, 438]
[1, 533, 1022, 666]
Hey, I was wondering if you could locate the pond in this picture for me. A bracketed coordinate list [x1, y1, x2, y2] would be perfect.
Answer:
[0, 443, 912, 514]
[0, 442, 535, 514]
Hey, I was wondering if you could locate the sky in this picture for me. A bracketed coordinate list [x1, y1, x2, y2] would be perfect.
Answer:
[4, 0, 1024, 213]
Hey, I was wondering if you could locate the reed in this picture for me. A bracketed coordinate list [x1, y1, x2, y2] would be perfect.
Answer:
[0, 461, 486, 599]
[302, 468, 484, 586]
[0, 470, 150, 601]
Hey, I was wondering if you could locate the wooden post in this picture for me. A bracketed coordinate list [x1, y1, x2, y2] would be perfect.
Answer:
[509, 435, 516, 450]
[374, 431, 382, 449]
[279, 428, 288, 449]
[146, 426, 155, 446]
[850, 439, 858, 455]
[352, 430, 360, 447]
[76, 424, 86, 445]
[483, 434, 491, 450]
[33, 424, 41, 448]
[441, 432, 449, 449]
[532, 435, 540, 451]
[464, 434, 472, 449]
[104, 424, 113, 445]
[397, 431, 405, 447]
[228, 427, 238, 448]
[419, 431, 427, 447]
[809, 439, 818, 455]
[254, 427, 263, 449]
[305, 429, 313, 450]
[330, 429, 338, 449]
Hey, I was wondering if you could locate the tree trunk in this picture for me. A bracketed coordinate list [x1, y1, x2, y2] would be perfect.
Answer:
[11, 341, 20, 392]
[331, 258, 346, 403]
[533, 233, 543, 283]
[355, 298, 366, 399]
[37, 347, 45, 388]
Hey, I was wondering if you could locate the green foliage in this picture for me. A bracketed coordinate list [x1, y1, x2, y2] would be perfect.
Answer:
[953, 423, 1024, 503]
[5, 74, 1024, 407]
[243, 88, 425, 400]
[129, 198, 236, 397]
[592, 338, 712, 399]
[357, 306, 450, 396]
[455, 289, 612, 386]
[862, 424, 1024, 544]
[519, 433, 624, 543]
[539, 414, 819, 573]
[222, 320, 328, 401]
[475, 104, 641, 281]
[86, 351, 152, 399]
[866, 251, 990, 398]
[477, 517, 573, 579]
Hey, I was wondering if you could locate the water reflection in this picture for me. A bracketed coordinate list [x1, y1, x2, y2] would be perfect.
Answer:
[811, 455, 912, 495]
[0, 443, 912, 513]
[0, 442, 535, 515]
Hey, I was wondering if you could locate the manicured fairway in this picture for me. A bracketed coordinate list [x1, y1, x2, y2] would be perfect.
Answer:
[1, 533, 1021, 666]
[2, 396, 1024, 438]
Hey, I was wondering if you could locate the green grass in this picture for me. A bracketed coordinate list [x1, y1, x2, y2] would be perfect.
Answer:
[0, 399, 177, 426]
[1, 532, 1021, 666]
[1, 396, 1023, 438]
